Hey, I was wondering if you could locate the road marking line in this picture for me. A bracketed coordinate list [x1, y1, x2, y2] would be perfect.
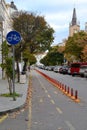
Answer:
[45, 90, 48, 93]
[39, 98, 43, 103]
[48, 94, 51, 98]
[56, 107, 63, 114]
[36, 74, 48, 94]
[58, 127, 62, 130]
[51, 99, 55, 104]
[27, 74, 32, 130]
[28, 98, 32, 130]
[35, 72, 63, 116]
[65, 120, 76, 130]
[54, 91, 58, 94]
[0, 114, 8, 123]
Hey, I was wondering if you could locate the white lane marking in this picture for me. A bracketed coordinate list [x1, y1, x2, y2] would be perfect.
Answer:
[57, 128, 62, 130]
[45, 90, 48, 93]
[48, 94, 51, 98]
[39, 98, 43, 103]
[35, 72, 63, 117]
[54, 91, 58, 94]
[56, 107, 63, 114]
[51, 99, 55, 104]
[65, 120, 76, 130]
[27, 93, 32, 130]
[36, 75, 48, 94]
[27, 74, 32, 130]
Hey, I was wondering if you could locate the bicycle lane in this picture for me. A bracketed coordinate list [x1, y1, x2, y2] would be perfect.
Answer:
[29, 70, 76, 130]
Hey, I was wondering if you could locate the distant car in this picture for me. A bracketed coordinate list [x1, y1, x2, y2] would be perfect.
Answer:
[48, 66, 55, 71]
[84, 69, 87, 78]
[59, 65, 69, 74]
[79, 65, 87, 77]
[45, 66, 54, 71]
[67, 67, 71, 75]
[45, 66, 49, 70]
[53, 66, 62, 73]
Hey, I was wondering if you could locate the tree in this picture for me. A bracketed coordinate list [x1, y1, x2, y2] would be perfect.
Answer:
[13, 11, 54, 53]
[82, 45, 87, 61]
[12, 11, 54, 81]
[40, 51, 64, 66]
[65, 31, 87, 62]
[22, 49, 37, 72]
[0, 41, 13, 94]
[5, 57, 13, 94]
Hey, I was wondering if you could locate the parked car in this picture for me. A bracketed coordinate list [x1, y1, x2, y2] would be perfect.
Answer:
[84, 69, 87, 78]
[53, 66, 62, 73]
[47, 66, 55, 71]
[67, 67, 71, 75]
[45, 66, 55, 71]
[45, 66, 49, 70]
[59, 65, 69, 74]
[79, 65, 87, 77]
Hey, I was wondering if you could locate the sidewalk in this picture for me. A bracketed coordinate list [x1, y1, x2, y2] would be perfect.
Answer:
[0, 76, 29, 114]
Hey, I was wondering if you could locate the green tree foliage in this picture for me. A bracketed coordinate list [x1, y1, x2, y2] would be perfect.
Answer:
[65, 31, 87, 62]
[82, 44, 87, 61]
[1, 41, 13, 94]
[22, 49, 36, 71]
[12, 11, 54, 81]
[13, 11, 54, 53]
[40, 51, 64, 66]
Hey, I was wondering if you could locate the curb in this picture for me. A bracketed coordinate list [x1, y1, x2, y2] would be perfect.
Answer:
[0, 101, 26, 116]
[0, 76, 30, 115]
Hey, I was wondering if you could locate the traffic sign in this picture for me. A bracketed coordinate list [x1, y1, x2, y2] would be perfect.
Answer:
[6, 30, 21, 45]
[6, 30, 21, 101]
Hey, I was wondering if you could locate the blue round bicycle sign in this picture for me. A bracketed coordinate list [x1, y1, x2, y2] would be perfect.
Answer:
[6, 30, 21, 45]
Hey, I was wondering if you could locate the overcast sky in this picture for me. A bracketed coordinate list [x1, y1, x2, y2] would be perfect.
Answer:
[6, 0, 87, 45]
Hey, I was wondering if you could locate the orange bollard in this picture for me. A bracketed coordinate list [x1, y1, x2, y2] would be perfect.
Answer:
[60, 82, 62, 89]
[71, 88, 73, 97]
[67, 87, 70, 94]
[62, 84, 64, 90]
[65, 85, 66, 92]
[75, 90, 78, 99]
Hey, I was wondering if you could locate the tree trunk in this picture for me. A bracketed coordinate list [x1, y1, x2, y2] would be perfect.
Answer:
[22, 61, 27, 72]
[7, 77, 13, 95]
[16, 60, 20, 82]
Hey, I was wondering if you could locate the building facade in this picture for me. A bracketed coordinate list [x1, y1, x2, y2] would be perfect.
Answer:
[0, 0, 17, 79]
[69, 8, 80, 37]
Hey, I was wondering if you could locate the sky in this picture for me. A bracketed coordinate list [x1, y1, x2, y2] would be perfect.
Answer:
[6, 0, 87, 45]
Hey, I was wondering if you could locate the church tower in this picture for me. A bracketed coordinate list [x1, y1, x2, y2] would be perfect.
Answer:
[69, 8, 80, 37]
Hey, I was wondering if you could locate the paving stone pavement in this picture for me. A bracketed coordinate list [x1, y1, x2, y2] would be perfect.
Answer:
[0, 75, 29, 114]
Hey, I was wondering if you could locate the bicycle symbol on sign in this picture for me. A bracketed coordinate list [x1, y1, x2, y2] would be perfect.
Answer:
[6, 30, 21, 45]
[7, 34, 21, 42]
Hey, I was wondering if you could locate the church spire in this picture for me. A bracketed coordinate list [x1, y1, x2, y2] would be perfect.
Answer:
[69, 7, 80, 37]
[71, 8, 77, 26]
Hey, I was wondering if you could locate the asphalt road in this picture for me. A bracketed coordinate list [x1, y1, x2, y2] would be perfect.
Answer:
[39, 68, 87, 103]
[31, 69, 87, 130]
[0, 69, 87, 130]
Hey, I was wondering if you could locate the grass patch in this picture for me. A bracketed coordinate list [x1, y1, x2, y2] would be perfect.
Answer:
[0, 92, 20, 97]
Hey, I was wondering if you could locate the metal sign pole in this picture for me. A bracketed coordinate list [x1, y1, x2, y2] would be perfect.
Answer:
[6, 30, 21, 101]
[12, 45, 16, 101]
